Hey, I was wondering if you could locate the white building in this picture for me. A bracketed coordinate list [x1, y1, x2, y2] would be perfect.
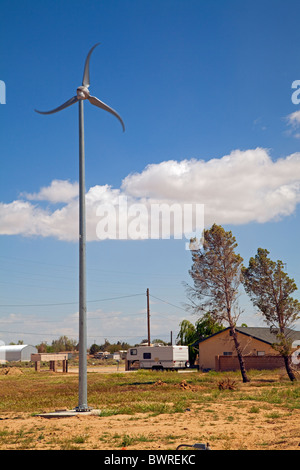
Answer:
[0, 345, 38, 363]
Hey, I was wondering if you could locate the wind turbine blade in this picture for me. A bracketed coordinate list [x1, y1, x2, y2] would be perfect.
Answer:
[88, 95, 125, 132]
[82, 43, 100, 88]
[35, 96, 78, 115]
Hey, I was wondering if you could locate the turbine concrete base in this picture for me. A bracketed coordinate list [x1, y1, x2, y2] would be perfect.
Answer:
[36, 408, 101, 418]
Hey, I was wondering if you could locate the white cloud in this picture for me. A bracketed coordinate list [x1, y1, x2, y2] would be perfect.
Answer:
[0, 309, 180, 345]
[0, 312, 79, 345]
[287, 110, 300, 126]
[1, 148, 300, 241]
[23, 179, 79, 203]
[122, 148, 300, 225]
[285, 110, 300, 138]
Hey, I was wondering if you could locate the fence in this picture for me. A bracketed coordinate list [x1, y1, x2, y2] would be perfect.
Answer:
[215, 354, 287, 372]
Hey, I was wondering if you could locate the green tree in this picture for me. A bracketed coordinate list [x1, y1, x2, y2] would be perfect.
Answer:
[152, 339, 168, 345]
[177, 320, 196, 345]
[90, 343, 101, 355]
[51, 336, 77, 352]
[242, 248, 300, 381]
[37, 342, 53, 353]
[195, 312, 224, 339]
[109, 343, 124, 353]
[186, 224, 250, 382]
[177, 315, 224, 365]
[99, 339, 111, 352]
[177, 320, 198, 364]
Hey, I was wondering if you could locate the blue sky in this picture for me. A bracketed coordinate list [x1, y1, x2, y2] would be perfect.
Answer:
[1, 0, 300, 346]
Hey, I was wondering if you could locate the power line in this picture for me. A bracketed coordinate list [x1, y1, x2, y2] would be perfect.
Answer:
[0, 293, 144, 308]
[0, 311, 145, 324]
[0, 329, 147, 339]
[149, 294, 187, 312]
[0, 292, 188, 341]
[0, 254, 184, 279]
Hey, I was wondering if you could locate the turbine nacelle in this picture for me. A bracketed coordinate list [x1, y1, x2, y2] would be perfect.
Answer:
[77, 86, 90, 100]
[35, 43, 125, 132]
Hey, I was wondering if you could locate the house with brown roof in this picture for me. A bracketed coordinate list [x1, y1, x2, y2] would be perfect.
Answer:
[193, 326, 300, 371]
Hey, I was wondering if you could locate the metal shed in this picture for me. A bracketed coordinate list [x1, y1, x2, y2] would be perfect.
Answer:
[0, 345, 38, 363]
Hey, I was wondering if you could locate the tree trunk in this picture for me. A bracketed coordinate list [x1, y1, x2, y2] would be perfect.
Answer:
[230, 326, 250, 383]
[283, 354, 296, 382]
[278, 322, 297, 382]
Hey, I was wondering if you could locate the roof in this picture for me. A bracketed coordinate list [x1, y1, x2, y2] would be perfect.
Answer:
[236, 327, 300, 344]
[0, 345, 30, 351]
[192, 326, 300, 347]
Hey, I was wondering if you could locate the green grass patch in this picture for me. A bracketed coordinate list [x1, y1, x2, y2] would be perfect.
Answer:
[0, 367, 299, 417]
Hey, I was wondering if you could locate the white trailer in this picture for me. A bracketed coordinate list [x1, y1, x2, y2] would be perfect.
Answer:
[126, 345, 190, 371]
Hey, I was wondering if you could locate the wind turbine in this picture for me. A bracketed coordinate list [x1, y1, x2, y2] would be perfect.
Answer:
[35, 43, 125, 412]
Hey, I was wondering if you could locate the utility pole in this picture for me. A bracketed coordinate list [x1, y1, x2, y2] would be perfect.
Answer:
[146, 288, 150, 346]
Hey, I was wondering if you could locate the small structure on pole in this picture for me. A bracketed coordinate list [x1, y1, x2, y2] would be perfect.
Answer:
[35, 43, 124, 412]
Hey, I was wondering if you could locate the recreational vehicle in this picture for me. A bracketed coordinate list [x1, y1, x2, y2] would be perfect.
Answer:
[126, 345, 190, 371]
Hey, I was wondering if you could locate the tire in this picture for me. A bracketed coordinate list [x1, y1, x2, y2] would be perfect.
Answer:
[152, 365, 163, 371]
[185, 361, 190, 368]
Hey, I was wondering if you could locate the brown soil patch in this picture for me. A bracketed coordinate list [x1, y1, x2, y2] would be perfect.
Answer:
[0, 367, 23, 376]
[153, 380, 167, 387]
[0, 367, 299, 450]
[175, 379, 196, 391]
[0, 403, 299, 450]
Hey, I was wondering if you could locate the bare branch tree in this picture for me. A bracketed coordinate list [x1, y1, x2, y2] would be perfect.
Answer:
[186, 224, 250, 382]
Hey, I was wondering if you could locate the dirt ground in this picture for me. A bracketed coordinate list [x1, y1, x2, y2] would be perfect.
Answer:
[0, 401, 299, 450]
[0, 366, 299, 450]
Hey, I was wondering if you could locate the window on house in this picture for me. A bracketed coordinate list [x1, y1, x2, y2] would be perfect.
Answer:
[257, 351, 265, 356]
[223, 352, 232, 356]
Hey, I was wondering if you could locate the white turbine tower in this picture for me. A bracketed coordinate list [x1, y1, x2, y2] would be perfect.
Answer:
[35, 43, 124, 412]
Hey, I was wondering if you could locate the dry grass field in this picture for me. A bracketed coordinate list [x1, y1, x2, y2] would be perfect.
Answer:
[0, 365, 299, 450]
